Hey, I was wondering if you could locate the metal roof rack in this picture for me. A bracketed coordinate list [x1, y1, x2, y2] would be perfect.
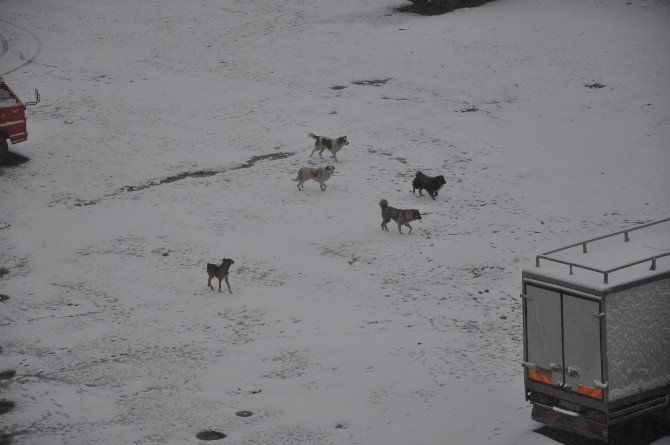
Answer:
[535, 217, 670, 284]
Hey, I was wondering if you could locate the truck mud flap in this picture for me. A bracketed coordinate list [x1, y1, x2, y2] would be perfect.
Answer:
[532, 403, 608, 442]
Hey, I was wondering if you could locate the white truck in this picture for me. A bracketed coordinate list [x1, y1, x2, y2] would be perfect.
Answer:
[522, 218, 670, 441]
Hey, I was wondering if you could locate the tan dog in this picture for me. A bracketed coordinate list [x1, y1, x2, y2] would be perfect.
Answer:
[292, 165, 335, 191]
[308, 132, 349, 162]
[207, 258, 234, 293]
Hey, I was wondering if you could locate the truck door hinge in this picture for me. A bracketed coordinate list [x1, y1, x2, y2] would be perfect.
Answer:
[521, 361, 536, 370]
[520, 293, 534, 301]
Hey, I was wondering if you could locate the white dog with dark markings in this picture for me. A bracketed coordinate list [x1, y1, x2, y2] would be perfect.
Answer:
[308, 132, 349, 162]
[292, 165, 335, 191]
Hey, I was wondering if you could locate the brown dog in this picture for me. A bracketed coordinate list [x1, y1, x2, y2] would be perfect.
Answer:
[379, 199, 422, 235]
[207, 258, 234, 293]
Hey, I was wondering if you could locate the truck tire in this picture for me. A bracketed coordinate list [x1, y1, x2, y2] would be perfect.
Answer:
[0, 136, 8, 163]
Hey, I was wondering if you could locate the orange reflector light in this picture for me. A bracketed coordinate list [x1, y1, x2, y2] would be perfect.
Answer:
[528, 369, 552, 384]
[578, 385, 603, 399]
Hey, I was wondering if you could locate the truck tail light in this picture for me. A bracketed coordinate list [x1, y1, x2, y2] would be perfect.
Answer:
[528, 369, 552, 384]
[578, 385, 603, 399]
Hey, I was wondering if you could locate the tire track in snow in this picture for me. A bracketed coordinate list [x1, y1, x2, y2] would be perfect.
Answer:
[56, 151, 295, 208]
[0, 20, 43, 76]
[0, 33, 9, 60]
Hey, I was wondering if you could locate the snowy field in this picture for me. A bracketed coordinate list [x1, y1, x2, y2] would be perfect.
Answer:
[1, 0, 669, 444]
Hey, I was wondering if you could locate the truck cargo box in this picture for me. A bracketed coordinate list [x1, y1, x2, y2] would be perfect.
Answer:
[522, 218, 670, 441]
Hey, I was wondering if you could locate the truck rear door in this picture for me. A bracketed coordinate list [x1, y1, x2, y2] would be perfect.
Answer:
[562, 296, 603, 398]
[524, 283, 603, 399]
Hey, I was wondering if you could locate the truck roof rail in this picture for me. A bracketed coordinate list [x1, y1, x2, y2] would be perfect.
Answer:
[535, 217, 670, 284]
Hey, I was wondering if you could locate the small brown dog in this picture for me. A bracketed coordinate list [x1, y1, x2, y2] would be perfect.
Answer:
[207, 258, 234, 293]
[379, 199, 422, 235]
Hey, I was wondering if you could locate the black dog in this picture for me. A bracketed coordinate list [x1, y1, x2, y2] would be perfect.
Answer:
[412, 171, 446, 199]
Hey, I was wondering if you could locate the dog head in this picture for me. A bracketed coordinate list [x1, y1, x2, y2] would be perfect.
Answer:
[413, 210, 422, 220]
[337, 136, 349, 146]
[325, 165, 335, 174]
[435, 175, 446, 186]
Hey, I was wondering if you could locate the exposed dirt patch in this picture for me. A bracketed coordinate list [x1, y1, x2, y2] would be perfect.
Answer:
[0, 370, 16, 380]
[233, 152, 294, 170]
[396, 0, 496, 16]
[235, 410, 253, 417]
[65, 152, 295, 207]
[585, 82, 607, 89]
[196, 430, 226, 441]
[351, 78, 392, 86]
[121, 170, 219, 192]
[331, 85, 346, 90]
[460, 106, 479, 113]
[0, 295, 8, 302]
[0, 400, 15, 415]
[121, 152, 294, 192]
[0, 267, 8, 278]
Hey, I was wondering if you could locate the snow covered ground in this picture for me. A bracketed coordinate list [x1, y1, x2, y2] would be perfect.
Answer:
[1, 0, 669, 444]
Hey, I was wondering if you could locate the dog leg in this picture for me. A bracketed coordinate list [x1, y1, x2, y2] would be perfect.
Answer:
[208, 276, 214, 290]
[332, 153, 339, 162]
[320, 183, 327, 191]
[397, 223, 403, 234]
[319, 148, 326, 159]
[310, 148, 318, 158]
[418, 189, 423, 196]
[406, 223, 413, 235]
[218, 278, 222, 292]
[225, 276, 232, 294]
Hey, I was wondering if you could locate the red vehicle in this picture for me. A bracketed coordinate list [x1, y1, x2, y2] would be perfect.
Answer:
[0, 76, 39, 161]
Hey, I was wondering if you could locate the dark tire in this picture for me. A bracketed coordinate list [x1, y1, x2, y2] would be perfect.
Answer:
[0, 137, 8, 163]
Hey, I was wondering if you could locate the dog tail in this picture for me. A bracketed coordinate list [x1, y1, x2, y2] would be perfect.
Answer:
[291, 176, 299, 182]
[379, 199, 388, 209]
[308, 132, 317, 140]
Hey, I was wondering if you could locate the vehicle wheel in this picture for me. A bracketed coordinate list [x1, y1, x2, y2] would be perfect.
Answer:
[0, 137, 8, 163]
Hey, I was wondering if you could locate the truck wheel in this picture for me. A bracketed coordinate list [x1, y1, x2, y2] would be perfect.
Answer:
[0, 137, 8, 163]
